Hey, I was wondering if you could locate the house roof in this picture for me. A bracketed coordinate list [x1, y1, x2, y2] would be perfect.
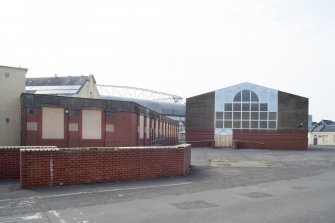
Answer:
[323, 126, 335, 132]
[321, 120, 335, 126]
[310, 119, 335, 132]
[25, 75, 95, 95]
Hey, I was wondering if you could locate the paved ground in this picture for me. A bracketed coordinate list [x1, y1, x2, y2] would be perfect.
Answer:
[1, 146, 335, 222]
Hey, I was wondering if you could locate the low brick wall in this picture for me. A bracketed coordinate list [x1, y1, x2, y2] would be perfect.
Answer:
[20, 144, 191, 189]
[233, 130, 308, 150]
[0, 146, 56, 179]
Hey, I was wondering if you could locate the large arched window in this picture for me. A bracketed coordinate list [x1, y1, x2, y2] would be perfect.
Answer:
[216, 90, 277, 129]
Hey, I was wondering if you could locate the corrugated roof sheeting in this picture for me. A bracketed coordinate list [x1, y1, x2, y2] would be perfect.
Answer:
[25, 85, 81, 95]
[26, 76, 89, 86]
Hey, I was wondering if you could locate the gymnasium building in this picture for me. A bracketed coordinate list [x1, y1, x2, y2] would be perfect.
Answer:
[186, 82, 309, 150]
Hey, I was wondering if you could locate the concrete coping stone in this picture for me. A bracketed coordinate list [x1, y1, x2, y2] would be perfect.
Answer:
[19, 144, 191, 152]
[0, 146, 57, 150]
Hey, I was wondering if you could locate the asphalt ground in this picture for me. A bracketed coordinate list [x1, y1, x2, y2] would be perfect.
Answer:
[1, 145, 335, 222]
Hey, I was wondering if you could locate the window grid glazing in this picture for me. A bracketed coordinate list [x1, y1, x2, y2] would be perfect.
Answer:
[215, 89, 277, 130]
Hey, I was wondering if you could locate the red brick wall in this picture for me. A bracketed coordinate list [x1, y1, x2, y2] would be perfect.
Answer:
[0, 146, 57, 179]
[186, 128, 215, 147]
[21, 106, 177, 148]
[20, 144, 191, 189]
[233, 130, 308, 150]
[0, 147, 20, 179]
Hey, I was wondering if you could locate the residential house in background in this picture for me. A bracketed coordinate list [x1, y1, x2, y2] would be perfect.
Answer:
[309, 120, 335, 146]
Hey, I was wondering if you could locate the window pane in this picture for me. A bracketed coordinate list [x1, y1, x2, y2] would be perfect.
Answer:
[260, 103, 268, 111]
[268, 121, 276, 129]
[260, 112, 268, 120]
[251, 121, 258, 128]
[260, 121, 267, 128]
[216, 112, 223, 119]
[233, 112, 241, 119]
[242, 112, 250, 120]
[233, 103, 241, 111]
[233, 121, 241, 128]
[224, 112, 232, 119]
[242, 121, 249, 128]
[269, 112, 277, 120]
[251, 91, 259, 102]
[233, 92, 241, 102]
[242, 90, 250, 102]
[216, 121, 223, 128]
[242, 103, 250, 111]
[251, 103, 259, 111]
[224, 103, 232, 111]
[251, 112, 259, 120]
[224, 121, 232, 128]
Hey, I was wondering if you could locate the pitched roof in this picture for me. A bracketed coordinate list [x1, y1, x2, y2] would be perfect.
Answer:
[322, 125, 335, 132]
[26, 75, 90, 86]
[310, 119, 335, 132]
[321, 120, 335, 126]
[25, 75, 95, 96]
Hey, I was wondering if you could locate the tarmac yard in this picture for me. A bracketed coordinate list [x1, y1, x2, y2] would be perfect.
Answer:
[1, 146, 335, 223]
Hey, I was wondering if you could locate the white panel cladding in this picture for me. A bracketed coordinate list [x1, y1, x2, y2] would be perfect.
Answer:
[139, 115, 144, 139]
[155, 120, 159, 138]
[82, 110, 101, 139]
[69, 123, 79, 132]
[42, 107, 64, 139]
[146, 117, 150, 139]
[27, 122, 37, 131]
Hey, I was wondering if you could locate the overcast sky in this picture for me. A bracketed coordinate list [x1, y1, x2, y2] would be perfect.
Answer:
[1, 0, 334, 121]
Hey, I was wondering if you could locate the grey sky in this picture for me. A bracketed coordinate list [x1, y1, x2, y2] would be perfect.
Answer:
[1, 0, 334, 121]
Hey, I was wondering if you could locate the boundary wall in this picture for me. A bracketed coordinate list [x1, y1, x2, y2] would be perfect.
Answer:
[233, 130, 308, 150]
[0, 146, 56, 179]
[18, 144, 191, 189]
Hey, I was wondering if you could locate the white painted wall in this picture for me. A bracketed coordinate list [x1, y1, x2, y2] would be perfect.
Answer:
[309, 132, 335, 146]
[0, 65, 27, 145]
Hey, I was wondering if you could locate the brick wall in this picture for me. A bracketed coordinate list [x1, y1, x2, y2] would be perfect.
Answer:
[233, 130, 308, 150]
[186, 128, 215, 147]
[0, 146, 56, 179]
[20, 144, 191, 189]
[278, 91, 309, 131]
[186, 91, 215, 129]
[21, 94, 179, 148]
[21, 107, 178, 147]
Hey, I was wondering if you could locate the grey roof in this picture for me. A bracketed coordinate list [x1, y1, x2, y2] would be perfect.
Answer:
[311, 125, 325, 132]
[323, 126, 335, 132]
[25, 75, 95, 96]
[101, 96, 185, 117]
[25, 85, 81, 95]
[26, 75, 92, 86]
[321, 120, 335, 126]
[21, 93, 177, 124]
[310, 119, 335, 132]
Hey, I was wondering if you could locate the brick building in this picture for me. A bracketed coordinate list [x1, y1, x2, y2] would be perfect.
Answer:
[186, 82, 309, 150]
[21, 94, 178, 147]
